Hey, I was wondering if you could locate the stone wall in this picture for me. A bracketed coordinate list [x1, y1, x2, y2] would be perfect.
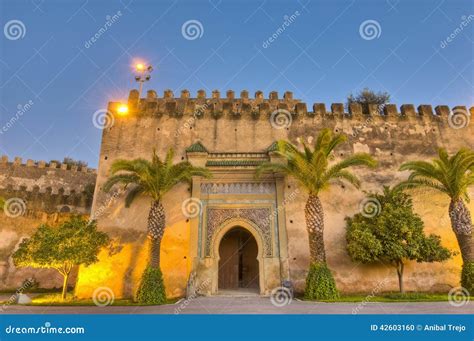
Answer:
[0, 157, 96, 290]
[0, 212, 85, 290]
[76, 89, 474, 299]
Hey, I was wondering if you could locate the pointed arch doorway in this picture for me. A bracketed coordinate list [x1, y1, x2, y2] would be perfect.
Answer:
[218, 226, 260, 293]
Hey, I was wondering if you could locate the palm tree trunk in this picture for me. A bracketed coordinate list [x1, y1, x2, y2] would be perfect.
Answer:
[305, 194, 326, 263]
[148, 200, 166, 268]
[449, 199, 473, 263]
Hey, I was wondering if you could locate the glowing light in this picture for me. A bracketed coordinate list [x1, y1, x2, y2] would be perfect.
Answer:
[117, 104, 129, 115]
[135, 63, 145, 71]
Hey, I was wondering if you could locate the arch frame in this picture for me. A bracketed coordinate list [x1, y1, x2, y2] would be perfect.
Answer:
[210, 218, 265, 294]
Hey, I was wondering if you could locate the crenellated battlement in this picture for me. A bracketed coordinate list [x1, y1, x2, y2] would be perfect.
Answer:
[0, 157, 96, 213]
[111, 89, 473, 123]
[0, 155, 96, 174]
[0, 186, 94, 214]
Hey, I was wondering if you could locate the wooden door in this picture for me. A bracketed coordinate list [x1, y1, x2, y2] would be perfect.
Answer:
[218, 233, 239, 289]
[240, 235, 259, 289]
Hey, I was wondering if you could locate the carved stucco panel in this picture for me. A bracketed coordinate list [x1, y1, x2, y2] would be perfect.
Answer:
[205, 207, 273, 257]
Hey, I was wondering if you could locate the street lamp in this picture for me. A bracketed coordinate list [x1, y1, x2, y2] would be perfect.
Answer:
[117, 104, 129, 116]
[134, 62, 153, 98]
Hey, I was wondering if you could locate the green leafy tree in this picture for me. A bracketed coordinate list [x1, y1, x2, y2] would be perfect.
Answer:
[12, 217, 109, 300]
[256, 129, 377, 299]
[346, 187, 452, 293]
[62, 157, 88, 168]
[347, 88, 390, 115]
[103, 149, 210, 304]
[397, 148, 474, 292]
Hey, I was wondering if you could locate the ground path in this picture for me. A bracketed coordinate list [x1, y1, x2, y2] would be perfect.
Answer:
[1, 296, 472, 314]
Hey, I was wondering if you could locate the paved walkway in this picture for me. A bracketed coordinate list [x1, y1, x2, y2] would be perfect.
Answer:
[1, 296, 472, 314]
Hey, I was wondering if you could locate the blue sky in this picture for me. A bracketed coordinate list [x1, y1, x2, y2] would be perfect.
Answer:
[0, 0, 473, 167]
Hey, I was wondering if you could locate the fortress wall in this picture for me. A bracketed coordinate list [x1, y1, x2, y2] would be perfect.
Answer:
[0, 213, 85, 290]
[79, 89, 473, 298]
[0, 158, 96, 290]
[0, 156, 96, 214]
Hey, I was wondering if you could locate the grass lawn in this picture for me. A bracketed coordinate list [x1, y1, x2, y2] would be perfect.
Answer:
[0, 292, 178, 306]
[1, 291, 470, 306]
[306, 292, 471, 303]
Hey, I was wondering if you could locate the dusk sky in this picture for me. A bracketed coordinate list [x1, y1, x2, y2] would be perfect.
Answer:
[0, 0, 472, 167]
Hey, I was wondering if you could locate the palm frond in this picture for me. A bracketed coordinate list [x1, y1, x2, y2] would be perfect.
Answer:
[103, 174, 140, 192]
[104, 148, 212, 206]
[399, 148, 474, 201]
[324, 133, 347, 157]
[125, 185, 144, 207]
[256, 130, 375, 195]
[395, 179, 450, 195]
[328, 170, 361, 188]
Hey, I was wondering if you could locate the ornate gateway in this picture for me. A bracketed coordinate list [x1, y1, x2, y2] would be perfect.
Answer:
[205, 207, 273, 257]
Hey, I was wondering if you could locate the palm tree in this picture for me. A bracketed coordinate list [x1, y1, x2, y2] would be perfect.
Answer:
[103, 149, 210, 269]
[397, 148, 474, 288]
[257, 129, 377, 290]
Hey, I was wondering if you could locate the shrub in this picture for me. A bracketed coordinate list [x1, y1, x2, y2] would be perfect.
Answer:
[304, 262, 339, 300]
[135, 266, 166, 304]
[461, 262, 474, 294]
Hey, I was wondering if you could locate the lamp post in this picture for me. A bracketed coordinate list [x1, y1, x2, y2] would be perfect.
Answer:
[134, 63, 153, 98]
